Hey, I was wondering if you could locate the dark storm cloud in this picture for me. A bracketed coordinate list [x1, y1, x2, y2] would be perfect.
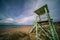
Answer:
[47, 0, 60, 22]
[0, 0, 60, 25]
[0, 0, 25, 19]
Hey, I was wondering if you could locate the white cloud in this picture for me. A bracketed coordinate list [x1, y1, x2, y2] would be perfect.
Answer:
[13, 0, 41, 25]
[15, 15, 35, 25]
[4, 18, 14, 23]
[0, 18, 14, 24]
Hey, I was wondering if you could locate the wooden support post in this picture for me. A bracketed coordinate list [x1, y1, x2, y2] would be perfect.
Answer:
[44, 7, 59, 40]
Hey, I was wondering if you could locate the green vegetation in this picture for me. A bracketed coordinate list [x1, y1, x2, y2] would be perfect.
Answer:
[0, 31, 30, 40]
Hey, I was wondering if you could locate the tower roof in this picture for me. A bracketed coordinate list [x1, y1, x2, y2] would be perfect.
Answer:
[34, 4, 49, 15]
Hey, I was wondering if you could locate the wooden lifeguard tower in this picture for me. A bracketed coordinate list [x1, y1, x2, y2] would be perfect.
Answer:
[29, 4, 59, 40]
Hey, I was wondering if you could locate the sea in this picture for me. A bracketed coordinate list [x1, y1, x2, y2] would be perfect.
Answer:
[0, 25, 32, 29]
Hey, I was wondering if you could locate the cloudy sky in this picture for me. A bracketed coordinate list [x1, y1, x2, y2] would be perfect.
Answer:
[0, 0, 60, 25]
